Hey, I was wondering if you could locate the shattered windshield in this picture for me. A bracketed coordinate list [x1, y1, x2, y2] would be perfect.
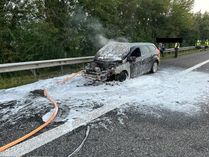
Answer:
[95, 42, 131, 61]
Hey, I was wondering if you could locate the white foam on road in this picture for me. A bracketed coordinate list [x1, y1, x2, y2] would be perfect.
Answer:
[1, 61, 209, 156]
[1, 67, 209, 127]
[3, 67, 208, 125]
[47, 67, 209, 115]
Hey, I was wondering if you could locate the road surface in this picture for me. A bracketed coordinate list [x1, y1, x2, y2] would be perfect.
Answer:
[1, 50, 209, 157]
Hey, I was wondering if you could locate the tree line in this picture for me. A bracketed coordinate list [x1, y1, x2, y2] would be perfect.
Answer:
[0, 0, 209, 64]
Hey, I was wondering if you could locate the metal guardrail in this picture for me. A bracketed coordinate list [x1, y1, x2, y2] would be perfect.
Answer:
[0, 46, 196, 74]
[0, 56, 94, 73]
[164, 46, 196, 53]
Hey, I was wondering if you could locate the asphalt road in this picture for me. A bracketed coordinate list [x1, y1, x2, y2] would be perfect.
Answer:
[26, 109, 209, 157]
[2, 50, 209, 157]
[162, 50, 209, 71]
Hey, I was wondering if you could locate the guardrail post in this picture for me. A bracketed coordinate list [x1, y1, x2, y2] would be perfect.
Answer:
[31, 69, 37, 79]
[61, 65, 64, 75]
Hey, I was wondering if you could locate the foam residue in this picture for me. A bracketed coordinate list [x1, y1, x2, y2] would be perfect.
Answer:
[1, 68, 209, 126]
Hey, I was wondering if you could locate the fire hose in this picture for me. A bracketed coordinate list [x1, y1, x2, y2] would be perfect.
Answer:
[0, 89, 58, 152]
[0, 71, 83, 152]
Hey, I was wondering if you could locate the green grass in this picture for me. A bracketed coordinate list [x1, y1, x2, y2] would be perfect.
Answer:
[0, 64, 84, 89]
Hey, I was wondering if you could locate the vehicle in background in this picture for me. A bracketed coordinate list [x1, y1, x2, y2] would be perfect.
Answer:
[84, 42, 160, 82]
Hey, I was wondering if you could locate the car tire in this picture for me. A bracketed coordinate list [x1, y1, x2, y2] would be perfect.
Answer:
[116, 71, 128, 82]
[151, 61, 158, 73]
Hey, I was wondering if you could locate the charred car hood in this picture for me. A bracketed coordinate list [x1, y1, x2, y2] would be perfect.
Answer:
[95, 42, 131, 61]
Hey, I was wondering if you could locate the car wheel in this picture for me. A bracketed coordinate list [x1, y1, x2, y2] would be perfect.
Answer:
[116, 71, 128, 82]
[151, 61, 158, 73]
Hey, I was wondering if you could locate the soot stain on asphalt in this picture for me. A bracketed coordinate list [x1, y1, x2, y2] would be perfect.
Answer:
[0, 118, 41, 146]
[0, 90, 60, 146]
[29, 89, 45, 98]
[0, 100, 17, 110]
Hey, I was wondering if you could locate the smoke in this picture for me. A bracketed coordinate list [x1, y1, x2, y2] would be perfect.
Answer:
[87, 18, 129, 48]
[71, 8, 129, 49]
[95, 34, 110, 47]
[87, 21, 107, 48]
[95, 34, 129, 48]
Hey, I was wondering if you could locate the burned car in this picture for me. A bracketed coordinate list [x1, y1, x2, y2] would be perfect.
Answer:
[84, 42, 160, 82]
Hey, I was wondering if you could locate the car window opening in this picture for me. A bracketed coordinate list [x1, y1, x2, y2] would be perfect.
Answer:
[131, 48, 141, 57]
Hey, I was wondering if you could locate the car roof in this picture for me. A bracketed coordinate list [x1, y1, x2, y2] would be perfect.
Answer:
[127, 42, 155, 46]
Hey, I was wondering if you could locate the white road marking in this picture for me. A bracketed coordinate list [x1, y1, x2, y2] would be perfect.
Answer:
[2, 58, 209, 156]
[179, 58, 209, 75]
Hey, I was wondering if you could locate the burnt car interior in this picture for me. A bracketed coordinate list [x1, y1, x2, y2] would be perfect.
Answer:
[128, 47, 141, 62]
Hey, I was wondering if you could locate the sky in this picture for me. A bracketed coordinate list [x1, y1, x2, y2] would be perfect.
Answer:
[193, 0, 209, 13]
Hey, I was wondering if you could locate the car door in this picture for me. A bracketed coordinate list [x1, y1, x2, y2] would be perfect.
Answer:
[129, 47, 143, 78]
[139, 45, 153, 74]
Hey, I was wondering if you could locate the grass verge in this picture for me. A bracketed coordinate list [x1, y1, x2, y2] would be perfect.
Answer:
[0, 64, 84, 89]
